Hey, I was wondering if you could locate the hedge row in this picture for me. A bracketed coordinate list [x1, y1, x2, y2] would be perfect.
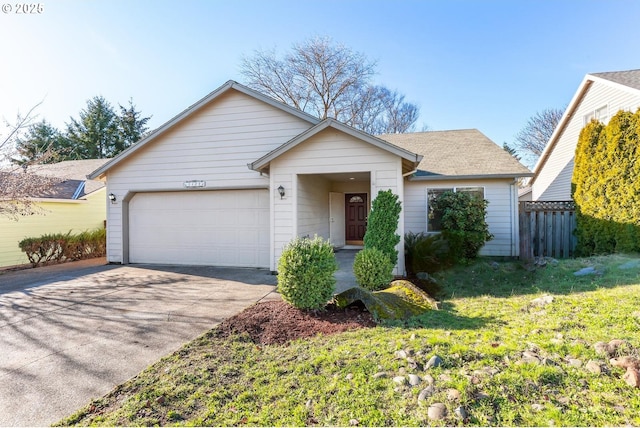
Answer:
[572, 109, 640, 255]
[18, 228, 106, 267]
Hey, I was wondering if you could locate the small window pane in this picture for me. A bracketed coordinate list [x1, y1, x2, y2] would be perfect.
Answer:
[349, 196, 364, 203]
[427, 188, 452, 232]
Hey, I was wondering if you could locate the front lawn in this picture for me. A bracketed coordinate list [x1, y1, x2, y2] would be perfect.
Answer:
[59, 254, 640, 426]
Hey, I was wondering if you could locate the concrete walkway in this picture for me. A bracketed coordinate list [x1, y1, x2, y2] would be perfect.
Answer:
[334, 249, 358, 293]
[0, 259, 279, 427]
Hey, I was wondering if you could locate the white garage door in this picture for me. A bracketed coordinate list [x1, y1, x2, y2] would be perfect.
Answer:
[129, 190, 269, 267]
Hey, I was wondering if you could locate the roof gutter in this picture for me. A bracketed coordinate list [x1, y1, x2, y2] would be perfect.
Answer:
[409, 172, 534, 181]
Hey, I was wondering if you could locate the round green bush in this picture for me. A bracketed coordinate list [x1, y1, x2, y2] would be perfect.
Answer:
[353, 247, 393, 291]
[277, 236, 338, 310]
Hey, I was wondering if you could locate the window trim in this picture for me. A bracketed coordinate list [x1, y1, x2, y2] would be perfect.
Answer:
[425, 186, 486, 232]
[583, 104, 609, 126]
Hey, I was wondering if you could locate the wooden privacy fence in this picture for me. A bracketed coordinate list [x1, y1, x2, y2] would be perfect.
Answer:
[519, 201, 577, 260]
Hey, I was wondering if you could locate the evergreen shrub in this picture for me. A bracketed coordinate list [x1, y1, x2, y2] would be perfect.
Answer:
[430, 191, 492, 261]
[572, 110, 640, 255]
[277, 236, 338, 310]
[404, 231, 452, 275]
[18, 228, 106, 267]
[363, 189, 401, 266]
[353, 247, 394, 291]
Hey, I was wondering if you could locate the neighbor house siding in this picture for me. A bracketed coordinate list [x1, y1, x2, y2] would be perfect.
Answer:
[104, 89, 311, 263]
[269, 128, 405, 272]
[0, 188, 106, 268]
[404, 179, 518, 257]
[533, 80, 640, 201]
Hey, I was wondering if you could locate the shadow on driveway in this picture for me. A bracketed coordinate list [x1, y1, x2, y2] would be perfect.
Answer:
[0, 258, 278, 426]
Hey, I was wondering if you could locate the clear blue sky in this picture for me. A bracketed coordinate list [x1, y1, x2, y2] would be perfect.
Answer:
[2, 0, 639, 165]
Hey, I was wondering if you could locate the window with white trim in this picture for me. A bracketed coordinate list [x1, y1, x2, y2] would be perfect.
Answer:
[583, 105, 608, 125]
[426, 187, 485, 232]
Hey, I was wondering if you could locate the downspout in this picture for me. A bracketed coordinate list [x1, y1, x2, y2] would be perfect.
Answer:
[510, 179, 518, 257]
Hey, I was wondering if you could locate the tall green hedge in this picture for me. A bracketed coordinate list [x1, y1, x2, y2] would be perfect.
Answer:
[363, 189, 402, 266]
[572, 109, 640, 255]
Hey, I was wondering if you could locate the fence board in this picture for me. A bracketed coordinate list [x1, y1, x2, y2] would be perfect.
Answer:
[519, 201, 576, 260]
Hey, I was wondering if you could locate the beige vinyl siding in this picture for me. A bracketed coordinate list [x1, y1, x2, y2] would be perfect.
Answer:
[104, 89, 311, 263]
[404, 179, 518, 257]
[533, 80, 640, 201]
[269, 128, 404, 272]
[0, 189, 106, 268]
[297, 174, 331, 240]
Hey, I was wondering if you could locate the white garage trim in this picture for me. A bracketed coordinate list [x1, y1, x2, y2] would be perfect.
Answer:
[126, 189, 269, 268]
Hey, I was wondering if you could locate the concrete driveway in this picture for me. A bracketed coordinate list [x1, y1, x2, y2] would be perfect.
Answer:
[0, 259, 278, 427]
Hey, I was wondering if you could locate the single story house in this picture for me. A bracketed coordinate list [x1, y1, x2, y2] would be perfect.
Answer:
[531, 69, 640, 201]
[0, 159, 108, 268]
[89, 80, 532, 274]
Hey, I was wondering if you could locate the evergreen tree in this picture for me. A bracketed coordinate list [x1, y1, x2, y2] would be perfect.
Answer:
[66, 96, 119, 159]
[11, 120, 68, 165]
[116, 99, 151, 153]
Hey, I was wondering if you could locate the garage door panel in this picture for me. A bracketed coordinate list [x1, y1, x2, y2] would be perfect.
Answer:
[129, 190, 269, 267]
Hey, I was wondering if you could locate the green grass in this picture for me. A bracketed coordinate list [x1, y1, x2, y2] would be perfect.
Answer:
[58, 254, 640, 426]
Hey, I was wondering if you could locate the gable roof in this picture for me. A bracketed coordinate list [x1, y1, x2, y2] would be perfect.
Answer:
[531, 69, 640, 184]
[591, 69, 640, 91]
[88, 80, 320, 180]
[30, 159, 109, 196]
[380, 129, 532, 180]
[248, 118, 423, 175]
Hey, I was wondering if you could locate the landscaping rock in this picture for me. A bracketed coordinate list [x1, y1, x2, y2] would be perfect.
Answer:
[594, 341, 609, 356]
[423, 374, 435, 385]
[585, 360, 603, 375]
[531, 403, 544, 411]
[425, 355, 443, 369]
[567, 358, 583, 368]
[489, 261, 500, 270]
[623, 368, 640, 388]
[446, 388, 461, 401]
[607, 339, 629, 356]
[530, 295, 554, 307]
[394, 349, 408, 359]
[418, 385, 435, 401]
[345, 373, 354, 380]
[574, 267, 598, 276]
[373, 372, 388, 379]
[611, 356, 640, 370]
[349, 418, 359, 426]
[408, 374, 422, 386]
[427, 403, 447, 420]
[393, 376, 406, 385]
[454, 406, 468, 420]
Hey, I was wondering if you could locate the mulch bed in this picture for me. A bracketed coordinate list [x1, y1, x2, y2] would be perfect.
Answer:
[214, 300, 376, 345]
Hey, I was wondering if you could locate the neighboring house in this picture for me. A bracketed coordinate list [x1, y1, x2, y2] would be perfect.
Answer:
[89, 80, 532, 274]
[531, 69, 640, 201]
[0, 159, 108, 268]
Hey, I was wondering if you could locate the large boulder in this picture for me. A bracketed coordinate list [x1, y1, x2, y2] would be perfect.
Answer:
[335, 280, 438, 320]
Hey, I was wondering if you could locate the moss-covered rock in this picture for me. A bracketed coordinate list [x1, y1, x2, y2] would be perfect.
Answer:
[335, 280, 438, 320]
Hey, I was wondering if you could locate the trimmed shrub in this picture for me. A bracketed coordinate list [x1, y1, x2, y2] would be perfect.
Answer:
[353, 247, 394, 291]
[363, 189, 402, 266]
[18, 228, 106, 267]
[404, 231, 452, 275]
[277, 236, 338, 310]
[430, 191, 493, 261]
[572, 110, 640, 255]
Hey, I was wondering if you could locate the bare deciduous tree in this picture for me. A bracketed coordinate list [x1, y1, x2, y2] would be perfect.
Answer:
[1, 103, 61, 220]
[514, 107, 565, 166]
[241, 37, 420, 134]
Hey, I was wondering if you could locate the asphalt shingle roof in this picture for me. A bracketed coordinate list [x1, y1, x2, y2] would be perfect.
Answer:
[591, 69, 640, 91]
[29, 159, 109, 196]
[379, 129, 532, 178]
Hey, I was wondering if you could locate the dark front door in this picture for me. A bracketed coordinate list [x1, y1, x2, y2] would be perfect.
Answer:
[345, 193, 367, 244]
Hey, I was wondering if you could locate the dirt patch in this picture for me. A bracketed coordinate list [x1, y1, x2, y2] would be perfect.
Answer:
[214, 300, 376, 345]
